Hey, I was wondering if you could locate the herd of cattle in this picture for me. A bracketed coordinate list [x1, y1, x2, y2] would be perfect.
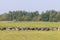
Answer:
[0, 27, 59, 31]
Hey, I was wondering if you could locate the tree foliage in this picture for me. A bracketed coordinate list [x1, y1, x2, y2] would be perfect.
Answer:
[0, 10, 60, 22]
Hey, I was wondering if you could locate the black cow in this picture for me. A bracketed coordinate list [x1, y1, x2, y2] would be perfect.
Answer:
[36, 28, 41, 31]
[1, 27, 7, 31]
[7, 27, 15, 30]
[31, 28, 36, 30]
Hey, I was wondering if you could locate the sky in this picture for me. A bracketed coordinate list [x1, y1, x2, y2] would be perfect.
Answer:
[0, 0, 60, 14]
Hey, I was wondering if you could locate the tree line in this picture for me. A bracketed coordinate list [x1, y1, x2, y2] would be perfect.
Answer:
[0, 10, 60, 22]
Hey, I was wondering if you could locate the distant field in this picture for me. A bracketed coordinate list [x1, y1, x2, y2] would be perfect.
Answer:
[0, 21, 60, 40]
[0, 21, 60, 28]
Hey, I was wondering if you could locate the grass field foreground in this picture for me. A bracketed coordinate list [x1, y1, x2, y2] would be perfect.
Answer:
[0, 31, 60, 40]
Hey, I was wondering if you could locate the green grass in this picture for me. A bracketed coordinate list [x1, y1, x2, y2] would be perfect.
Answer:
[0, 21, 60, 40]
[0, 21, 60, 28]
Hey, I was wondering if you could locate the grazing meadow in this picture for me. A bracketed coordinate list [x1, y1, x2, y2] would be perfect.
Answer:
[0, 21, 60, 40]
[0, 21, 60, 28]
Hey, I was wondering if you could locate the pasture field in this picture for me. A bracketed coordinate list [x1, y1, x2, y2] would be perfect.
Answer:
[0, 31, 60, 40]
[0, 21, 60, 28]
[0, 21, 60, 40]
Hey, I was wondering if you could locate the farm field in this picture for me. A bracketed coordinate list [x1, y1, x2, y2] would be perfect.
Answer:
[0, 21, 60, 28]
[0, 21, 60, 40]
[0, 31, 60, 40]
